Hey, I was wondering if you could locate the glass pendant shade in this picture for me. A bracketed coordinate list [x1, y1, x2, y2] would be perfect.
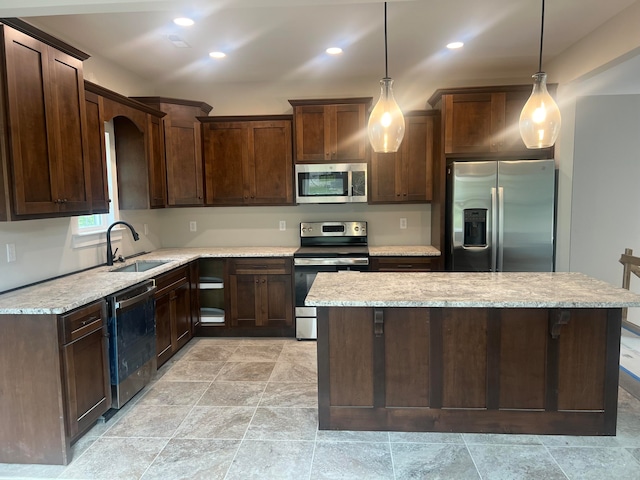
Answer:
[368, 77, 405, 153]
[519, 73, 561, 149]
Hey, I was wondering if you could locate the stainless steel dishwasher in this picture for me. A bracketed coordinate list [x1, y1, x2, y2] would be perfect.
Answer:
[106, 279, 157, 410]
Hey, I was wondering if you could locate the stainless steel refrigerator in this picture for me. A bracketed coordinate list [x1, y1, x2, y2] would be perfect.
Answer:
[446, 159, 555, 272]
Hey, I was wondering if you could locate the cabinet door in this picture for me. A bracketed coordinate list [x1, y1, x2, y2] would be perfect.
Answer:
[264, 274, 293, 327]
[333, 103, 367, 162]
[443, 93, 501, 154]
[501, 90, 532, 152]
[48, 48, 91, 214]
[369, 151, 401, 203]
[228, 274, 259, 327]
[147, 114, 167, 208]
[84, 90, 109, 213]
[3, 27, 58, 216]
[173, 280, 192, 351]
[402, 114, 434, 202]
[60, 301, 110, 440]
[293, 105, 328, 161]
[155, 290, 173, 367]
[203, 122, 247, 205]
[166, 117, 204, 205]
[248, 121, 293, 204]
[369, 256, 433, 272]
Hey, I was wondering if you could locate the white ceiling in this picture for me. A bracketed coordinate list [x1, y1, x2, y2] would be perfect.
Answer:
[0, 0, 637, 88]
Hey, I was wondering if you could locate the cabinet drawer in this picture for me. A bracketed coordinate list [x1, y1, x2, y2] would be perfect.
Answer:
[229, 258, 291, 275]
[155, 266, 190, 296]
[370, 257, 433, 272]
[60, 300, 106, 344]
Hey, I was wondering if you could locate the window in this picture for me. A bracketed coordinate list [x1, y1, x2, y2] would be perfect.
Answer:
[73, 122, 119, 246]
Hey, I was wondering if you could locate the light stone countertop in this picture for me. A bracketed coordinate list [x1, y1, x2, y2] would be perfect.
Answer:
[305, 271, 640, 308]
[0, 247, 297, 315]
[368, 246, 441, 256]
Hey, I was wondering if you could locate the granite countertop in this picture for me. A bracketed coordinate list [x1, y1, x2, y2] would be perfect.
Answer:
[0, 247, 297, 315]
[368, 246, 441, 256]
[305, 271, 640, 308]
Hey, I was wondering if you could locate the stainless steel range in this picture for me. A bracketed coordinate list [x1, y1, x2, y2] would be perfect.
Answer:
[294, 221, 369, 339]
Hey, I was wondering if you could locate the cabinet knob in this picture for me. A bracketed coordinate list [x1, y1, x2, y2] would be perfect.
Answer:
[262, 279, 266, 283]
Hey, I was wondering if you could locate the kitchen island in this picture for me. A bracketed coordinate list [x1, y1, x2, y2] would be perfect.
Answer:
[305, 271, 640, 436]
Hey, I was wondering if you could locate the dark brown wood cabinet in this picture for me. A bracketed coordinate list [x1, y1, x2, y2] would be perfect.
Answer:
[0, 22, 91, 220]
[201, 116, 294, 205]
[289, 98, 371, 163]
[60, 300, 111, 441]
[369, 111, 438, 203]
[369, 256, 434, 272]
[428, 85, 555, 157]
[132, 97, 212, 206]
[84, 89, 109, 213]
[0, 299, 110, 465]
[85, 82, 167, 210]
[155, 265, 193, 367]
[318, 306, 620, 435]
[228, 258, 294, 333]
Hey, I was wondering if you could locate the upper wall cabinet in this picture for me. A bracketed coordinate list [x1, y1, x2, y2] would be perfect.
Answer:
[85, 82, 166, 210]
[200, 115, 294, 206]
[0, 20, 91, 221]
[428, 85, 555, 158]
[132, 97, 212, 207]
[289, 98, 371, 163]
[369, 111, 439, 204]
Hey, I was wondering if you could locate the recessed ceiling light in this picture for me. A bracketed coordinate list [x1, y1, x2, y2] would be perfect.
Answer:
[326, 47, 343, 55]
[447, 41, 464, 49]
[174, 17, 194, 27]
[209, 51, 226, 59]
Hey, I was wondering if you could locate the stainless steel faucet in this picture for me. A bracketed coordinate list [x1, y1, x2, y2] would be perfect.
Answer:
[106, 221, 140, 266]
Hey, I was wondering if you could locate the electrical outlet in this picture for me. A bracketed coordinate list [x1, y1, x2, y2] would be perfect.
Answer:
[6, 243, 16, 263]
[189, 221, 197, 232]
[400, 218, 407, 229]
[279, 220, 286, 231]
[143, 223, 148, 235]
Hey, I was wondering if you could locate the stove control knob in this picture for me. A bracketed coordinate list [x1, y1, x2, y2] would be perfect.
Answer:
[355, 226, 359, 231]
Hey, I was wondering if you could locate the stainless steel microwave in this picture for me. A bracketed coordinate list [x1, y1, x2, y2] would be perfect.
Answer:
[295, 163, 367, 204]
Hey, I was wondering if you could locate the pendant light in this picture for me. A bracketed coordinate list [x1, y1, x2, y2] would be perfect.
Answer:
[519, 0, 561, 149]
[368, 1, 405, 153]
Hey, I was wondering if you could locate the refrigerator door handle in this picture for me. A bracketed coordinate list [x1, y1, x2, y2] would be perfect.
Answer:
[497, 186, 505, 271]
[491, 187, 498, 271]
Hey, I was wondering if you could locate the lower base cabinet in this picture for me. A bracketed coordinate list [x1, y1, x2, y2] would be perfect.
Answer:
[0, 299, 111, 465]
[369, 256, 434, 272]
[155, 265, 193, 367]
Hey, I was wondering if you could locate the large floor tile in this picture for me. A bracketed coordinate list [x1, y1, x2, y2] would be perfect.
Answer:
[315, 430, 389, 442]
[246, 407, 318, 440]
[173, 406, 254, 439]
[0, 462, 67, 479]
[389, 431, 465, 444]
[548, 446, 640, 480]
[310, 441, 394, 480]
[181, 344, 238, 362]
[160, 360, 225, 381]
[392, 443, 480, 480]
[103, 405, 191, 438]
[137, 381, 209, 406]
[140, 438, 240, 480]
[463, 433, 542, 445]
[198, 381, 266, 406]
[58, 437, 167, 480]
[228, 344, 283, 362]
[278, 342, 317, 362]
[216, 362, 276, 381]
[259, 382, 317, 407]
[467, 444, 568, 480]
[269, 361, 317, 382]
[225, 440, 314, 480]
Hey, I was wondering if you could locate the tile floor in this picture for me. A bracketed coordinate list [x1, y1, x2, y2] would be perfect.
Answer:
[2, 337, 640, 480]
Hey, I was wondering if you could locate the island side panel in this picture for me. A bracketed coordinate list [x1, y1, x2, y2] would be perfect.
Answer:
[317, 306, 622, 435]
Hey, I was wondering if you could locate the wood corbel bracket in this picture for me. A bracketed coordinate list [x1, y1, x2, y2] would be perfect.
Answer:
[551, 310, 570, 339]
[374, 309, 384, 337]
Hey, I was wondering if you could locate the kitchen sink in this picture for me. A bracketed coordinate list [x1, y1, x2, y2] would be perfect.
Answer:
[110, 260, 169, 273]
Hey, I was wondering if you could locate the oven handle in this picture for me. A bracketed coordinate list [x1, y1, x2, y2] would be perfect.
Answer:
[114, 281, 156, 313]
[294, 257, 369, 266]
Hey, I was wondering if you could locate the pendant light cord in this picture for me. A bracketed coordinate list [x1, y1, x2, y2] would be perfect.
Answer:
[538, 0, 545, 73]
[384, 1, 389, 78]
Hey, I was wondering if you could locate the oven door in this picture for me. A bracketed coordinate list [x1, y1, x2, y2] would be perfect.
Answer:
[294, 258, 368, 339]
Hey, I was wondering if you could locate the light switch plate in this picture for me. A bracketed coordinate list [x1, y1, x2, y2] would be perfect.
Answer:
[279, 220, 286, 231]
[400, 218, 407, 229]
[189, 221, 197, 232]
